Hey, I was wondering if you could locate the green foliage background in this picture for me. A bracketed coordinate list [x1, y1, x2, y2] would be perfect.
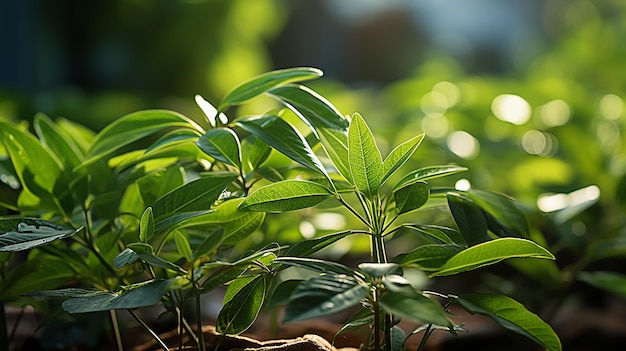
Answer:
[1, 0, 626, 328]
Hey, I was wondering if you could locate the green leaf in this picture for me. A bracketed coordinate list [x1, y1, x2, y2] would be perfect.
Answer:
[447, 192, 490, 246]
[239, 179, 333, 212]
[286, 230, 353, 257]
[465, 189, 529, 238]
[268, 280, 302, 309]
[334, 309, 374, 342]
[152, 172, 237, 219]
[318, 127, 351, 180]
[402, 224, 466, 246]
[195, 94, 227, 127]
[395, 244, 464, 270]
[193, 228, 225, 260]
[430, 238, 555, 277]
[139, 207, 154, 242]
[390, 326, 407, 351]
[174, 230, 192, 261]
[578, 271, 626, 298]
[380, 275, 451, 326]
[34, 113, 84, 169]
[358, 263, 402, 278]
[85, 110, 202, 162]
[283, 274, 368, 323]
[457, 294, 561, 351]
[216, 275, 266, 334]
[393, 181, 429, 215]
[125, 243, 187, 274]
[113, 248, 140, 269]
[218, 67, 323, 111]
[62, 279, 174, 313]
[237, 115, 328, 177]
[1, 258, 78, 301]
[196, 128, 242, 168]
[167, 198, 265, 245]
[394, 165, 467, 190]
[146, 129, 202, 153]
[0, 122, 66, 213]
[268, 84, 348, 131]
[241, 135, 272, 173]
[0, 219, 80, 252]
[274, 257, 354, 276]
[381, 133, 424, 186]
[348, 113, 383, 197]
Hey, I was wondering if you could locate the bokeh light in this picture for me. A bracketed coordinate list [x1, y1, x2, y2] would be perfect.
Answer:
[491, 94, 531, 125]
[447, 131, 479, 159]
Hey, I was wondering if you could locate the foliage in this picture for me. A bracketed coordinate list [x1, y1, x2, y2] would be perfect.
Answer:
[0, 68, 563, 350]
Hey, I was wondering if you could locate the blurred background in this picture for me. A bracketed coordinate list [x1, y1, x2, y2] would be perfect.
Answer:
[2, 0, 626, 348]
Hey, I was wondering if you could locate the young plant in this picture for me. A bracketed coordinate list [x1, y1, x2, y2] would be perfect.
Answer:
[236, 109, 562, 351]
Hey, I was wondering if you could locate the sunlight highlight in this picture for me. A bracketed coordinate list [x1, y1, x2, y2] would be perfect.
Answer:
[536, 185, 600, 213]
[447, 131, 479, 159]
[491, 94, 531, 125]
[540, 99, 571, 127]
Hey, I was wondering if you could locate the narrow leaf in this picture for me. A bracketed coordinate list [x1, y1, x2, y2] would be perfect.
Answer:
[174, 230, 192, 261]
[0, 219, 80, 252]
[457, 294, 561, 351]
[193, 228, 225, 260]
[283, 274, 368, 323]
[447, 192, 490, 246]
[381, 133, 424, 186]
[113, 248, 140, 269]
[216, 276, 266, 334]
[395, 244, 464, 270]
[268, 84, 348, 131]
[380, 276, 451, 326]
[139, 207, 154, 242]
[62, 279, 173, 313]
[394, 165, 467, 191]
[237, 116, 328, 177]
[239, 179, 333, 212]
[196, 128, 242, 168]
[0, 123, 66, 213]
[219, 67, 323, 110]
[430, 238, 555, 277]
[393, 181, 429, 215]
[34, 113, 84, 169]
[152, 173, 237, 219]
[274, 257, 354, 276]
[286, 230, 353, 257]
[348, 113, 383, 197]
[465, 189, 529, 238]
[403, 224, 466, 246]
[318, 127, 351, 180]
[86, 110, 202, 160]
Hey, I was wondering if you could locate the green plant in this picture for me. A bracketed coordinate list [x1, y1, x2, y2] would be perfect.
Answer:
[234, 96, 563, 349]
[1, 67, 561, 351]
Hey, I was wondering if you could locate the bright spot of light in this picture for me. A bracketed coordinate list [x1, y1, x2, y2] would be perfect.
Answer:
[540, 99, 571, 127]
[447, 131, 479, 159]
[455, 179, 471, 191]
[421, 115, 449, 139]
[312, 213, 346, 231]
[421, 91, 448, 116]
[491, 94, 531, 125]
[432, 81, 461, 108]
[537, 185, 600, 213]
[599, 94, 624, 120]
[299, 221, 316, 239]
[521, 130, 558, 156]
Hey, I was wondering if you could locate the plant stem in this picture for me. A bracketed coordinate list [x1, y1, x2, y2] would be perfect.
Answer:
[109, 310, 124, 351]
[384, 314, 392, 351]
[416, 325, 433, 351]
[128, 310, 169, 351]
[373, 298, 381, 351]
